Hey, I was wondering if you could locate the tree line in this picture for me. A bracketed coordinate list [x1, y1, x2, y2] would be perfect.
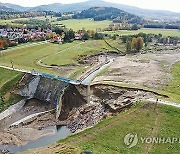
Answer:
[121, 33, 179, 53]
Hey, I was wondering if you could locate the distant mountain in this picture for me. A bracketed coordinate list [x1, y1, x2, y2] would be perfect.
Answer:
[29, 0, 180, 20]
[29, 3, 64, 12]
[3, 3, 32, 12]
[73, 7, 143, 24]
[0, 2, 16, 11]
[0, 0, 180, 20]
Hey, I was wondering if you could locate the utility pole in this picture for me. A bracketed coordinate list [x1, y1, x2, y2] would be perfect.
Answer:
[11, 61, 14, 70]
[154, 98, 158, 111]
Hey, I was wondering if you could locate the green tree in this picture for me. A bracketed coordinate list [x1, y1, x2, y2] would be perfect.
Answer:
[94, 33, 104, 40]
[112, 34, 117, 40]
[131, 37, 144, 52]
[131, 24, 138, 30]
[82, 32, 90, 40]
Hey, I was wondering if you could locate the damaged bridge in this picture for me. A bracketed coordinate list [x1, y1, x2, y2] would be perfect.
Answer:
[19, 73, 86, 119]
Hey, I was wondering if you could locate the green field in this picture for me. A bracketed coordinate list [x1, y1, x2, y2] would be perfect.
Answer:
[43, 40, 114, 66]
[0, 18, 28, 26]
[0, 68, 23, 112]
[0, 17, 111, 31]
[54, 19, 112, 31]
[0, 40, 118, 76]
[103, 28, 180, 37]
[0, 42, 61, 74]
[54, 19, 180, 37]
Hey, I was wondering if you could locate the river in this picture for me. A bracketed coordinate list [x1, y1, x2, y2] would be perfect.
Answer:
[0, 126, 72, 153]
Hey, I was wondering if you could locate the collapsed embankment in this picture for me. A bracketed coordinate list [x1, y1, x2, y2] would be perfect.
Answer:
[0, 77, 166, 153]
[59, 84, 164, 133]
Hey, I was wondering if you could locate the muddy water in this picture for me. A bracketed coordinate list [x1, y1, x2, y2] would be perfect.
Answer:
[0, 126, 72, 153]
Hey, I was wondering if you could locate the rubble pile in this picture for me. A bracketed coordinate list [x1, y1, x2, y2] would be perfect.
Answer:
[67, 103, 105, 133]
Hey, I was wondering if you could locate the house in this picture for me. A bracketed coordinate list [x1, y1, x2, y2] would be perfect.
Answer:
[75, 33, 83, 40]
[50, 35, 63, 44]
[9, 39, 18, 45]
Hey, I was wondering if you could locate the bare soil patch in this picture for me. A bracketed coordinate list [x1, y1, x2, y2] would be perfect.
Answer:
[94, 50, 180, 89]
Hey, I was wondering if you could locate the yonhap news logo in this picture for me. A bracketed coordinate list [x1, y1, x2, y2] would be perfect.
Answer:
[124, 133, 180, 148]
[124, 133, 138, 148]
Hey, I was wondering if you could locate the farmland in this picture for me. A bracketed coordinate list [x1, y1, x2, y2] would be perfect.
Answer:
[54, 18, 180, 37]
[0, 18, 28, 25]
[54, 19, 112, 31]
[1, 16, 179, 37]
[103, 28, 180, 37]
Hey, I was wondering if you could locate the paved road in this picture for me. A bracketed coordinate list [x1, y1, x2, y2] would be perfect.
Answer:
[0, 65, 31, 73]
[146, 98, 180, 108]
[81, 58, 114, 85]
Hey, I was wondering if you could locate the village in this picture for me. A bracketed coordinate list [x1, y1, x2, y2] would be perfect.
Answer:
[0, 28, 53, 47]
[0, 26, 100, 50]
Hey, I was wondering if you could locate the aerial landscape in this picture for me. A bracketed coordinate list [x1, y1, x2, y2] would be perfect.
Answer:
[0, 0, 180, 153]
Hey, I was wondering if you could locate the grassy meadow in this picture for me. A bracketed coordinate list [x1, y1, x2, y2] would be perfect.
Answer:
[104, 28, 180, 37]
[43, 40, 114, 66]
[54, 19, 112, 31]
[0, 18, 28, 26]
[54, 19, 180, 37]
[0, 42, 61, 74]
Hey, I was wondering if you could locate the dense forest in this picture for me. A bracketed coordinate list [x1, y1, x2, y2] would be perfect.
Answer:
[73, 7, 143, 24]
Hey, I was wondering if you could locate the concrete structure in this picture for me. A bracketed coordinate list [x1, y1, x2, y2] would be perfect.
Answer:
[19, 76, 40, 99]
[19, 74, 74, 119]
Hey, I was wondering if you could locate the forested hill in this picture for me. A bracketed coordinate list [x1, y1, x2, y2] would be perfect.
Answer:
[73, 7, 143, 24]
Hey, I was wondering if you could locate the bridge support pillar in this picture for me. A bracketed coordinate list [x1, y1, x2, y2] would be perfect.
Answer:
[87, 84, 91, 104]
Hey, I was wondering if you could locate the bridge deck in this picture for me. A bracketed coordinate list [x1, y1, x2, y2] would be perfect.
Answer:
[40, 73, 81, 85]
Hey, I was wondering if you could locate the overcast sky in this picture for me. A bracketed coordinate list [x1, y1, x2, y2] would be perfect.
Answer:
[0, 0, 180, 12]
